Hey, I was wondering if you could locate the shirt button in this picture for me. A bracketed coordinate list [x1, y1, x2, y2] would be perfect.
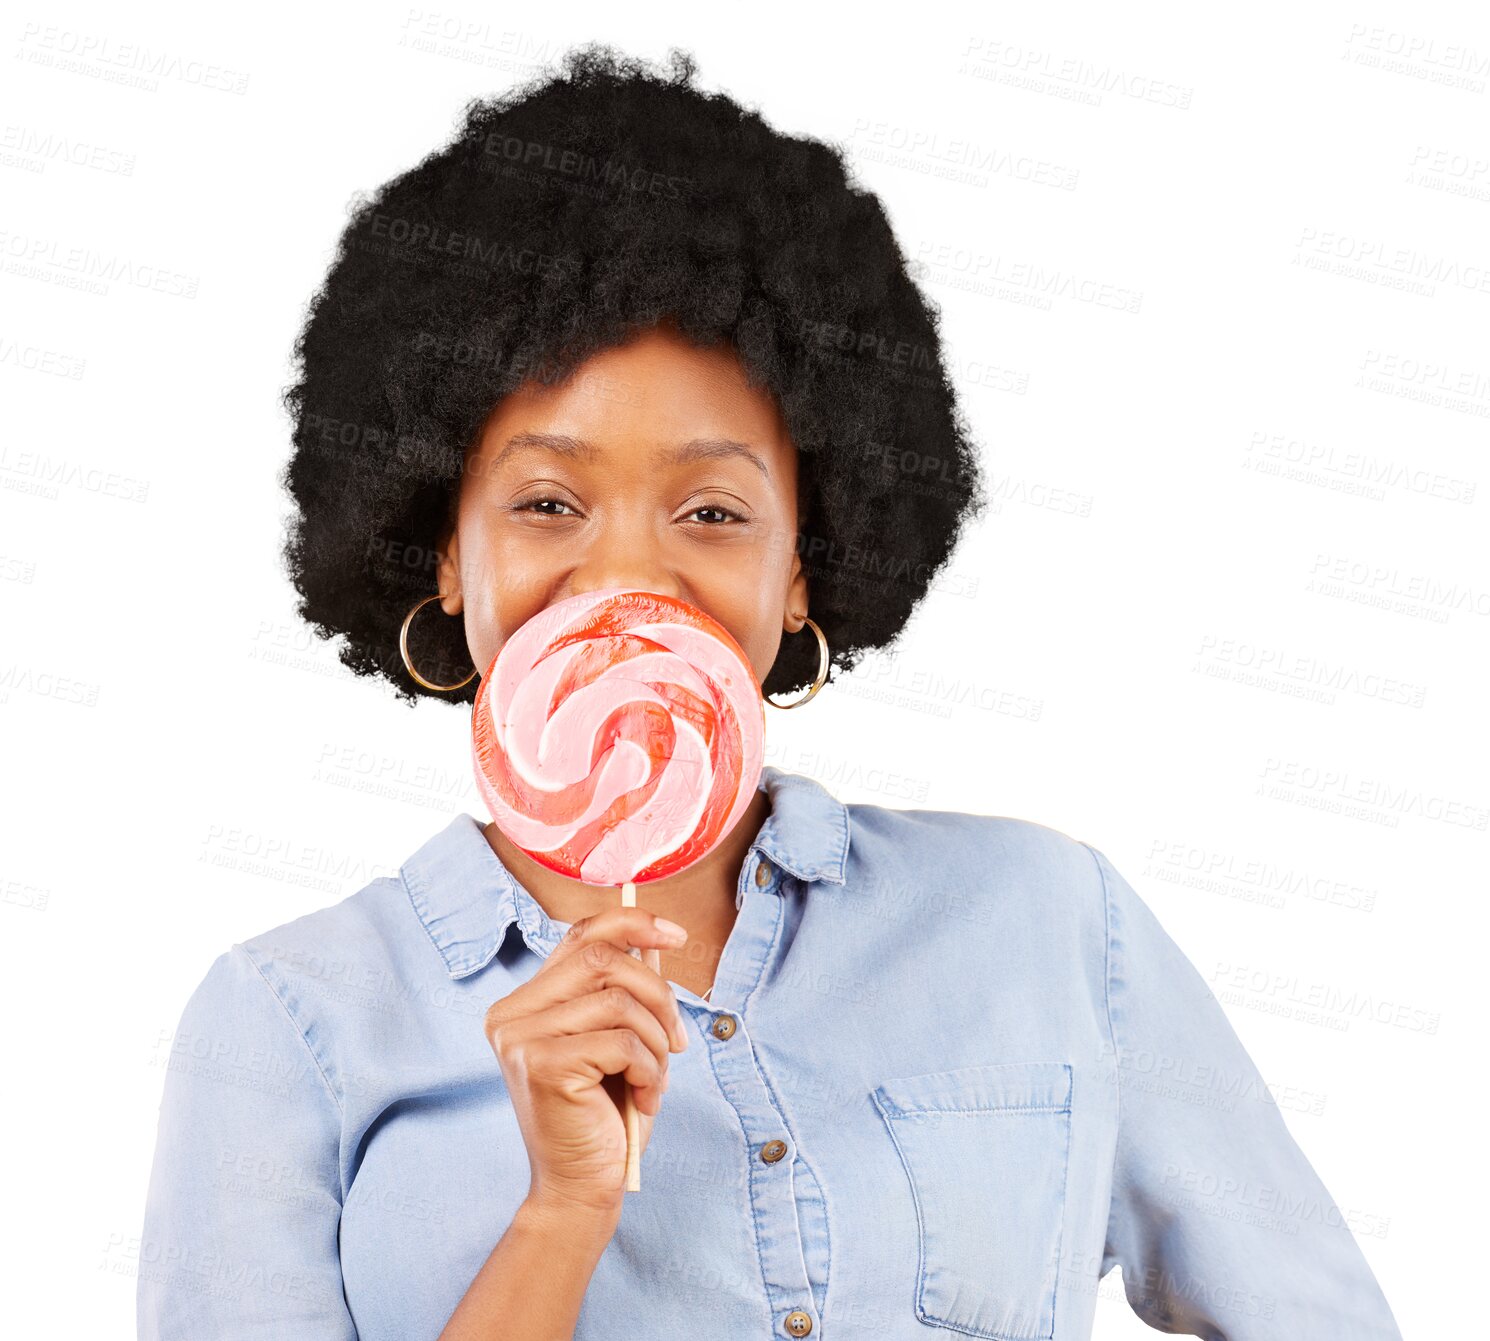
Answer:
[711, 1014, 737, 1040]
[784, 1310, 813, 1336]
[760, 1139, 788, 1163]
[755, 859, 773, 887]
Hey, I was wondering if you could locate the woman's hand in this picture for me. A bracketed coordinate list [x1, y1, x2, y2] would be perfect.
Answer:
[483, 908, 691, 1222]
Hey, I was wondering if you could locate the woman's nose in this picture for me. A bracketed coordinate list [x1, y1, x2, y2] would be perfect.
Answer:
[567, 568, 683, 604]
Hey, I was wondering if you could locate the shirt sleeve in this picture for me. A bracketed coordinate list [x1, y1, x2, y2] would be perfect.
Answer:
[1083, 843, 1403, 1340]
[137, 944, 359, 1339]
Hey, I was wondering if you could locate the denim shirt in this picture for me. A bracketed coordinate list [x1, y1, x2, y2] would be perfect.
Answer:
[138, 765, 1403, 1340]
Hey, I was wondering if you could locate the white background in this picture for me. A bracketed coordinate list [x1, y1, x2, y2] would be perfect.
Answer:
[3, 1, 1484, 1334]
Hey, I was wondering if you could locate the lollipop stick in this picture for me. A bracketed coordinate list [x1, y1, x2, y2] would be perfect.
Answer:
[619, 879, 644, 1192]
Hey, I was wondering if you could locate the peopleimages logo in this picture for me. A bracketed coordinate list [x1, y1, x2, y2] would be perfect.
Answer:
[1208, 963, 1441, 1035]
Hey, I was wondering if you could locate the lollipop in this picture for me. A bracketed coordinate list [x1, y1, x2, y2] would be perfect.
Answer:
[470, 587, 766, 1188]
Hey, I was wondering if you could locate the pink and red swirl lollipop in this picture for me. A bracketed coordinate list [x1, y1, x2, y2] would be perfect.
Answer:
[471, 588, 766, 888]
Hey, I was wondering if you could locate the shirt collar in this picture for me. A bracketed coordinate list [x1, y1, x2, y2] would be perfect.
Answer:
[401, 765, 851, 980]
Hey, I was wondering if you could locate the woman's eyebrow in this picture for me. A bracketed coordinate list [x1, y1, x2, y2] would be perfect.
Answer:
[492, 431, 770, 479]
[665, 437, 771, 479]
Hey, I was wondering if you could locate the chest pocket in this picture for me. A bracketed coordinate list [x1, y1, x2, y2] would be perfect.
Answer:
[871, 1061, 1073, 1340]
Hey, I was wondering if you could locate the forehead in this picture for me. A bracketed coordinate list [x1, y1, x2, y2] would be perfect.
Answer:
[470, 325, 797, 479]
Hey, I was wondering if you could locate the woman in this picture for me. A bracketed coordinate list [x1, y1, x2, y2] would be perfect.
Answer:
[138, 44, 1403, 1341]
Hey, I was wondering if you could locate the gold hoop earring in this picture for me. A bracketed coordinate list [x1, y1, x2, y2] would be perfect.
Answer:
[765, 617, 828, 709]
[400, 593, 476, 692]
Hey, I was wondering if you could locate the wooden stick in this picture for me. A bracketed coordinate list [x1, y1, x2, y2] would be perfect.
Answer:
[619, 880, 643, 1191]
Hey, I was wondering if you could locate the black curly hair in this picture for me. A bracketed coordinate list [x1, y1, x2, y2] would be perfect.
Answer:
[279, 41, 988, 706]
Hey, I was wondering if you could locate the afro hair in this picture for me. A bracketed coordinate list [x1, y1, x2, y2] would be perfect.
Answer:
[278, 41, 988, 705]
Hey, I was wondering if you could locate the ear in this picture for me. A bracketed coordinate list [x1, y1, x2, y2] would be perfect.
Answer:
[784, 465, 809, 631]
[436, 514, 464, 616]
[784, 550, 809, 633]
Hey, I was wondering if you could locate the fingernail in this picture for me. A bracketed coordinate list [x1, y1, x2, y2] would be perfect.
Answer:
[655, 917, 687, 941]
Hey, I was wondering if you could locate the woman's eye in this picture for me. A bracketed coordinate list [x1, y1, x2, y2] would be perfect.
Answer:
[688, 504, 744, 525]
[513, 496, 576, 516]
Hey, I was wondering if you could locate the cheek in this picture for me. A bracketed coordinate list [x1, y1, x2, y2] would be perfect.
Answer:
[742, 632, 781, 690]
[714, 588, 787, 689]
[692, 527, 798, 685]
[456, 526, 542, 676]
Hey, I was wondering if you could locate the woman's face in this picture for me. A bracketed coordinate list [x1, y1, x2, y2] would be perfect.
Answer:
[437, 321, 809, 686]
